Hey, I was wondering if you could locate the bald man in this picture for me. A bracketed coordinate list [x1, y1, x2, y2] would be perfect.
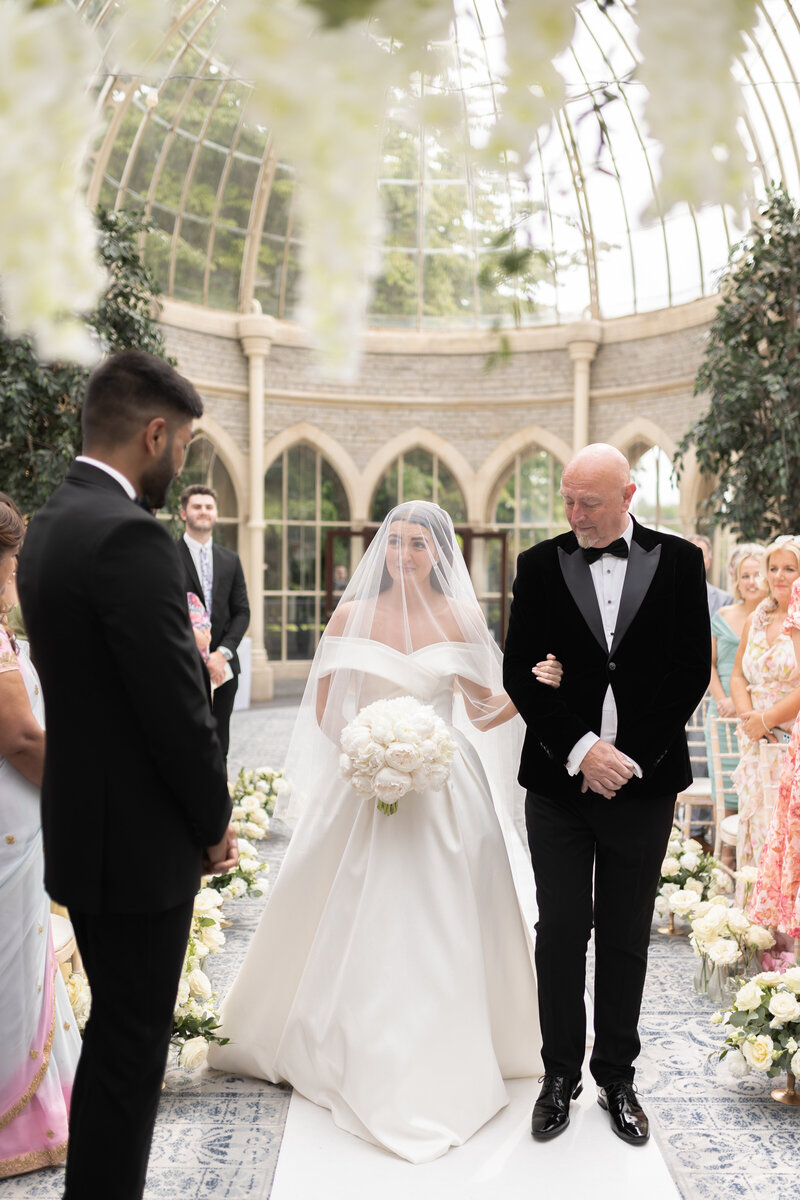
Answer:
[503, 443, 710, 1147]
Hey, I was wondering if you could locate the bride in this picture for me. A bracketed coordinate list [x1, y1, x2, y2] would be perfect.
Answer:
[209, 501, 560, 1162]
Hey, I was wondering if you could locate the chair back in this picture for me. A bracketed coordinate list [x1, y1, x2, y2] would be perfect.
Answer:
[686, 693, 711, 777]
[709, 716, 741, 855]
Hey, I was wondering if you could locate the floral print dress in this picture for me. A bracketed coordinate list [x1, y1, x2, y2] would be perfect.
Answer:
[749, 581, 800, 936]
[733, 598, 800, 882]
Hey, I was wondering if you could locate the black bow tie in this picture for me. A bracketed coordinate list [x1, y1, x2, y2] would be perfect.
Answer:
[133, 494, 153, 513]
[582, 537, 629, 564]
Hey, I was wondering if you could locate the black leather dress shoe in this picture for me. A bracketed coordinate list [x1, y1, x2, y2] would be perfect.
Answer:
[597, 1082, 649, 1144]
[531, 1074, 583, 1140]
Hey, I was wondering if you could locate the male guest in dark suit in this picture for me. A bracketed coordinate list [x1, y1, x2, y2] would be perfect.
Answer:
[503, 443, 710, 1147]
[177, 484, 250, 762]
[18, 351, 237, 1200]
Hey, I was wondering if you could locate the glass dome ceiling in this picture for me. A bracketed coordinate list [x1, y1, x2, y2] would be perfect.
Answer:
[81, 0, 800, 330]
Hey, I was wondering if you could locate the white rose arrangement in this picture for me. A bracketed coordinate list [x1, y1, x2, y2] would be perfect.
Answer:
[654, 827, 733, 924]
[228, 766, 290, 839]
[687, 893, 775, 1002]
[339, 696, 455, 815]
[171, 888, 229, 1068]
[167, 766, 282, 1070]
[711, 964, 800, 1082]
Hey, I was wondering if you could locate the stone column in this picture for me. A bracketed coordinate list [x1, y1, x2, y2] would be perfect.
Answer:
[566, 319, 603, 453]
[238, 309, 276, 701]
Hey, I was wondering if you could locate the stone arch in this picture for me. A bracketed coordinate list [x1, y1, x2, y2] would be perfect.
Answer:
[476, 426, 573, 523]
[263, 423, 358, 521]
[361, 428, 475, 524]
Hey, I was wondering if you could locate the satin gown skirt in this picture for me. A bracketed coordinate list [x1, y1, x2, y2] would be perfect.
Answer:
[210, 728, 541, 1163]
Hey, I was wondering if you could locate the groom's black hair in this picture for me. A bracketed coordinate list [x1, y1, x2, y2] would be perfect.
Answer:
[82, 350, 203, 451]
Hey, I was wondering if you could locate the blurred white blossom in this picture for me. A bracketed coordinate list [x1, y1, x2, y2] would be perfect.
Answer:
[0, 2, 106, 362]
[636, 0, 758, 216]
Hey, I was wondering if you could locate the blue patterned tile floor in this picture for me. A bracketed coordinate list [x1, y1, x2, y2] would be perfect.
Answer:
[3, 697, 799, 1197]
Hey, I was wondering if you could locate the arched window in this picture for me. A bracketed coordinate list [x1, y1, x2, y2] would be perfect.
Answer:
[629, 443, 682, 533]
[264, 444, 351, 662]
[370, 448, 466, 523]
[168, 434, 239, 549]
[486, 449, 567, 638]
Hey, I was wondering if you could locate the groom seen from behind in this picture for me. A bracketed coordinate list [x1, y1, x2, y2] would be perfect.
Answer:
[18, 350, 237, 1200]
[503, 444, 710, 1146]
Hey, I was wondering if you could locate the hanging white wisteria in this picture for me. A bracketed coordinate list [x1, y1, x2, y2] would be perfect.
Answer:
[0, 1, 107, 363]
[1, 0, 764, 374]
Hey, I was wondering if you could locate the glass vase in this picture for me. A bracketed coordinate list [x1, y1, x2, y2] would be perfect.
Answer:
[693, 954, 733, 1005]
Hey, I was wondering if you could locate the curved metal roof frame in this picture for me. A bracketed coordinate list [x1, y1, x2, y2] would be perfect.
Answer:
[79, 0, 800, 328]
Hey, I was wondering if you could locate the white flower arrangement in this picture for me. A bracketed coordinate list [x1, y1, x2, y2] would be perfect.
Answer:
[711, 966, 800, 1081]
[690, 899, 775, 1001]
[65, 970, 91, 1034]
[654, 827, 733, 922]
[171, 888, 228, 1067]
[339, 695, 454, 814]
[228, 766, 290, 840]
[202, 837, 268, 900]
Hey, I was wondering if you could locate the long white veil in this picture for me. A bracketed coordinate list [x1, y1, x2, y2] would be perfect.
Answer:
[276, 500, 527, 832]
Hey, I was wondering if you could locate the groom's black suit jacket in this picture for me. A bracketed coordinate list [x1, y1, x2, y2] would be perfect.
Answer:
[503, 517, 711, 798]
[18, 461, 232, 914]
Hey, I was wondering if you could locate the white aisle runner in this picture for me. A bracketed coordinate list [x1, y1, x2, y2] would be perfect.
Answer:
[270, 1074, 679, 1200]
[270, 824, 678, 1200]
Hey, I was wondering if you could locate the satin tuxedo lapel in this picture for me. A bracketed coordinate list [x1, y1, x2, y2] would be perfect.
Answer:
[557, 546, 606, 652]
[611, 535, 660, 656]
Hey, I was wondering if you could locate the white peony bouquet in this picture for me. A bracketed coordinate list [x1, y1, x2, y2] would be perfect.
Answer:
[339, 695, 455, 815]
[711, 965, 800, 1081]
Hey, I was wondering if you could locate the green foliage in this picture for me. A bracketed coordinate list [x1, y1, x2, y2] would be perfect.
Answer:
[676, 186, 800, 541]
[0, 208, 171, 514]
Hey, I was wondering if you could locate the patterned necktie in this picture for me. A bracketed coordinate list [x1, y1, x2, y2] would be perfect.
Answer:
[199, 544, 213, 614]
[582, 537, 629, 565]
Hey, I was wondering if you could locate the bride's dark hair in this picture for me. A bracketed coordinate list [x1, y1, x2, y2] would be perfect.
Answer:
[378, 503, 455, 594]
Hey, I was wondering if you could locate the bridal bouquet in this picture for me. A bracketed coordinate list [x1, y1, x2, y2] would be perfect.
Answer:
[339, 696, 455, 815]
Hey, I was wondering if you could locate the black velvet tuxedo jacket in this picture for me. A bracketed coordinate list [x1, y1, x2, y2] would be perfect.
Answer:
[503, 518, 712, 800]
[177, 538, 249, 676]
[18, 462, 232, 914]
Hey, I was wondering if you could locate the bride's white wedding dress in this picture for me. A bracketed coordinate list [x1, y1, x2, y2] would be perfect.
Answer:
[209, 637, 542, 1163]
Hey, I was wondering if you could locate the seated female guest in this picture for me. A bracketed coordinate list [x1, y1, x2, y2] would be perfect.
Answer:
[730, 538, 800, 885]
[0, 500, 81, 1178]
[704, 545, 766, 816]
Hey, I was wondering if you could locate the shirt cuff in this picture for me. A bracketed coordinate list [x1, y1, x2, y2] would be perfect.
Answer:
[566, 733, 599, 776]
[218, 646, 233, 661]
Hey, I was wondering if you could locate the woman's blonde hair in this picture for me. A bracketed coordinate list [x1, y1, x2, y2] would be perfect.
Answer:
[728, 543, 765, 602]
[760, 537, 800, 609]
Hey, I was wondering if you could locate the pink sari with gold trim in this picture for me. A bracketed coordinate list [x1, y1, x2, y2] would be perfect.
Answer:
[0, 630, 81, 1177]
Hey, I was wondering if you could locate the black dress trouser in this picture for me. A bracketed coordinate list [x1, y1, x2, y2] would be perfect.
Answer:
[211, 673, 238, 762]
[526, 787, 676, 1085]
[64, 898, 195, 1200]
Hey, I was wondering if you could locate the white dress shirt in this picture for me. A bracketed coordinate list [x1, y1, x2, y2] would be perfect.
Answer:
[183, 532, 213, 600]
[75, 456, 136, 500]
[566, 518, 641, 778]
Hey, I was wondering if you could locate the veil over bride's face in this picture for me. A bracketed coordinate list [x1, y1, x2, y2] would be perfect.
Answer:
[384, 521, 440, 592]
